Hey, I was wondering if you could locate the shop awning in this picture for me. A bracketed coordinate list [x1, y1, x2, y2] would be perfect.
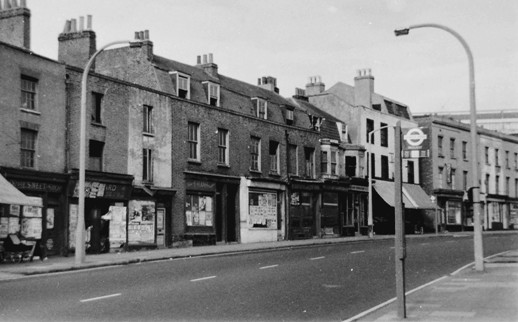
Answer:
[374, 180, 437, 210]
[0, 173, 42, 206]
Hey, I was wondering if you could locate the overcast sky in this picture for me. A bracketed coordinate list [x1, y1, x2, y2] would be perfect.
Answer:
[28, 0, 517, 115]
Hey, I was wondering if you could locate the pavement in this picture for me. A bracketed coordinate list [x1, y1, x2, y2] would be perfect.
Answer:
[1, 231, 518, 321]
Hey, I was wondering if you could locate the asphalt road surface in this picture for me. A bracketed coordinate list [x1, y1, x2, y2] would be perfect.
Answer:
[1, 233, 517, 321]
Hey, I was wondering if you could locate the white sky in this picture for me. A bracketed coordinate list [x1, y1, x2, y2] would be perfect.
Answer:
[27, 0, 517, 114]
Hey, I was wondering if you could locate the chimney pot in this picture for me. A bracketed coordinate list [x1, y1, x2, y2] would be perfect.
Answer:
[4, 0, 11, 9]
[86, 15, 92, 30]
[20, 0, 26, 7]
[203, 54, 207, 64]
[139, 31, 145, 40]
[144, 30, 149, 40]
[79, 16, 84, 32]
[134, 31, 140, 40]
[208, 53, 213, 63]
[71, 18, 77, 32]
[63, 20, 71, 33]
[258, 78, 261, 85]
[197, 55, 201, 64]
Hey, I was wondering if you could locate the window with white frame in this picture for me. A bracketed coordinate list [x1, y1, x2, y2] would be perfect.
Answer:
[143, 105, 153, 134]
[286, 108, 294, 125]
[187, 122, 200, 161]
[321, 151, 328, 174]
[304, 147, 315, 178]
[288, 144, 298, 176]
[20, 128, 37, 168]
[331, 151, 337, 174]
[208, 82, 220, 106]
[218, 128, 229, 165]
[250, 136, 261, 171]
[142, 148, 153, 182]
[21, 75, 37, 110]
[269, 141, 280, 174]
[177, 73, 190, 99]
[252, 98, 267, 119]
[89, 140, 104, 171]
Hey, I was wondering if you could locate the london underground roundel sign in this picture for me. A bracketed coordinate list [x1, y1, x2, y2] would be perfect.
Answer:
[402, 127, 430, 158]
[403, 128, 427, 147]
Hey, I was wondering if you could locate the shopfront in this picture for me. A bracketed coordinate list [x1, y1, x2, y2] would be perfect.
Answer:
[68, 171, 133, 253]
[320, 180, 349, 238]
[343, 181, 369, 236]
[289, 179, 320, 240]
[241, 177, 285, 243]
[485, 194, 508, 230]
[183, 172, 240, 246]
[1, 168, 68, 256]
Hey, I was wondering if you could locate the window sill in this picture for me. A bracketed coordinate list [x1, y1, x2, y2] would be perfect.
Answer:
[188, 159, 202, 165]
[143, 132, 155, 137]
[217, 163, 230, 168]
[91, 122, 106, 128]
[20, 108, 41, 116]
[249, 169, 262, 174]
[269, 171, 281, 177]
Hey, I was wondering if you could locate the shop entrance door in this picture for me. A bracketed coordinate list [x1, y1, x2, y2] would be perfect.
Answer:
[85, 200, 110, 254]
[289, 191, 315, 239]
[215, 183, 238, 243]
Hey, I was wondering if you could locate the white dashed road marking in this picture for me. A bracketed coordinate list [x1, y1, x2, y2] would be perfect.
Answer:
[259, 264, 279, 270]
[310, 256, 325, 260]
[190, 276, 217, 282]
[80, 293, 121, 303]
[350, 250, 365, 254]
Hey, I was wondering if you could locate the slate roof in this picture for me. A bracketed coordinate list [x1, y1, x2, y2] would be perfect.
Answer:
[290, 97, 342, 142]
[151, 54, 312, 127]
[326, 82, 412, 120]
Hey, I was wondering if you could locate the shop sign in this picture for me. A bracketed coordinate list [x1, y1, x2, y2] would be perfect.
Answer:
[350, 185, 368, 192]
[72, 181, 131, 200]
[402, 127, 430, 158]
[186, 180, 216, 192]
[10, 180, 62, 193]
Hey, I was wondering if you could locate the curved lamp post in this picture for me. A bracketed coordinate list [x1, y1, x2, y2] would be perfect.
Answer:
[394, 24, 484, 272]
[75, 40, 137, 266]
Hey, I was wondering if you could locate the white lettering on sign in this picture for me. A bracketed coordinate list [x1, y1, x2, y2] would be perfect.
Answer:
[403, 128, 427, 147]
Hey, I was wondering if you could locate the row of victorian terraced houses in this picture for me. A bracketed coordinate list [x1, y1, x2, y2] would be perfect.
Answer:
[0, 2, 517, 257]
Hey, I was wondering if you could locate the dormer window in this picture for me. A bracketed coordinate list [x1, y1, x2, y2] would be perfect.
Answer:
[252, 98, 267, 119]
[204, 81, 220, 107]
[170, 71, 191, 99]
[286, 107, 294, 125]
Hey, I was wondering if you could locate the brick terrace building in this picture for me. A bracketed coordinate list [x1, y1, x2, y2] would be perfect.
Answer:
[416, 114, 518, 231]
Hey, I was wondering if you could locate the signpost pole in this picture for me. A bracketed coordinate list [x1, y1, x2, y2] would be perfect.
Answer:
[394, 121, 406, 319]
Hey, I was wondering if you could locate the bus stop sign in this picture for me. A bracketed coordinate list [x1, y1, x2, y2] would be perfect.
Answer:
[402, 127, 430, 158]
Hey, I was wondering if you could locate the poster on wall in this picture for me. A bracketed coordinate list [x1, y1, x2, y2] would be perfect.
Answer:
[68, 204, 78, 249]
[21, 218, 42, 239]
[8, 217, 20, 234]
[0, 217, 8, 238]
[185, 195, 214, 227]
[103, 206, 127, 248]
[248, 191, 277, 229]
[128, 200, 155, 245]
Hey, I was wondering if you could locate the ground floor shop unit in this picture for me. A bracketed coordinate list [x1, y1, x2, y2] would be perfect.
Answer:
[68, 170, 175, 254]
[182, 172, 240, 246]
[373, 180, 437, 234]
[1, 168, 68, 257]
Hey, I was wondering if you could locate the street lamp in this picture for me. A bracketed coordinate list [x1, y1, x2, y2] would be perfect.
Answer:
[394, 23, 484, 272]
[367, 125, 390, 238]
[75, 40, 138, 266]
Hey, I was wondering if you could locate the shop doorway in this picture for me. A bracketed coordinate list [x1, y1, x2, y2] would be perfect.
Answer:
[289, 191, 316, 239]
[85, 199, 111, 254]
[215, 183, 238, 243]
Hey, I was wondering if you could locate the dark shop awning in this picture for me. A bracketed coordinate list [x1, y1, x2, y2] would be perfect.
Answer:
[374, 180, 437, 210]
[0, 173, 42, 207]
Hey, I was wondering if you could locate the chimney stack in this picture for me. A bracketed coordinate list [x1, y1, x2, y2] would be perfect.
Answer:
[305, 75, 325, 96]
[196, 52, 218, 78]
[0, 0, 31, 49]
[354, 68, 374, 109]
[58, 15, 97, 68]
[130, 29, 153, 60]
[258, 76, 279, 94]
